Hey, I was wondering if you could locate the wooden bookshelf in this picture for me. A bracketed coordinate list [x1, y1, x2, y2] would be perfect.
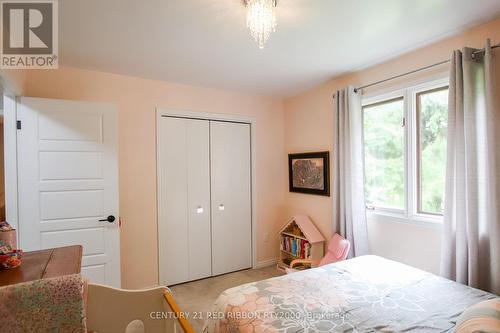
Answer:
[281, 232, 307, 240]
[277, 215, 325, 272]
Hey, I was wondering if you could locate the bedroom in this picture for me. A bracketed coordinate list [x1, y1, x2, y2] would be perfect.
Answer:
[0, 0, 499, 332]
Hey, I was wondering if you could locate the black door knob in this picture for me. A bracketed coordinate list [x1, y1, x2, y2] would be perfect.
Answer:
[99, 215, 116, 223]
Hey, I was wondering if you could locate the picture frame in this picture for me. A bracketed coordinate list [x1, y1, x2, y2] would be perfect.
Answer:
[288, 151, 330, 196]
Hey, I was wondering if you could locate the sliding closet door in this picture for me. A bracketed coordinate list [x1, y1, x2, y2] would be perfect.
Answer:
[210, 121, 252, 275]
[158, 117, 211, 285]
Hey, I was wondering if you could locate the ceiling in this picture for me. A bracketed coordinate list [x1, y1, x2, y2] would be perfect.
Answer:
[59, 0, 500, 97]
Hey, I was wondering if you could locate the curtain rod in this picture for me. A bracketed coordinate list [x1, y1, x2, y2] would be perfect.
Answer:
[332, 42, 500, 99]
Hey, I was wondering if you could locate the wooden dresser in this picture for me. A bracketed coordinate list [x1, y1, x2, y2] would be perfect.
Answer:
[0, 245, 82, 287]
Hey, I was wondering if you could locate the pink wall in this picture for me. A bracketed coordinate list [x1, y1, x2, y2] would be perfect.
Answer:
[284, 18, 500, 273]
[5, 67, 286, 288]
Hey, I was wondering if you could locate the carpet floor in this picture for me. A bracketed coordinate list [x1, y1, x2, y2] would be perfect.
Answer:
[169, 265, 284, 331]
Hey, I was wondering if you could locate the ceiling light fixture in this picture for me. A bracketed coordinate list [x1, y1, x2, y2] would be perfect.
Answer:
[245, 0, 277, 49]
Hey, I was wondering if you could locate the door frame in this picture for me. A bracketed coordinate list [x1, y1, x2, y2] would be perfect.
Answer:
[0, 79, 19, 240]
[155, 108, 257, 282]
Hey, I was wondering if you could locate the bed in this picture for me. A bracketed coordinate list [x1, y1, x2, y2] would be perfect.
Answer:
[203, 255, 498, 332]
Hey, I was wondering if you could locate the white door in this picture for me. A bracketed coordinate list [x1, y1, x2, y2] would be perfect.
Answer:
[210, 121, 252, 275]
[17, 97, 120, 287]
[158, 116, 211, 285]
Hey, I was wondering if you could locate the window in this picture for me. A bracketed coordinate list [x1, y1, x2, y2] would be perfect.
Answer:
[417, 88, 448, 215]
[362, 79, 449, 222]
[364, 98, 405, 211]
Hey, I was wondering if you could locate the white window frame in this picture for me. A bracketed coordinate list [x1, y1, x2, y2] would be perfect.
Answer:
[362, 77, 449, 225]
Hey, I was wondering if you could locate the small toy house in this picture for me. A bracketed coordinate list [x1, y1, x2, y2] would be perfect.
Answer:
[277, 215, 325, 271]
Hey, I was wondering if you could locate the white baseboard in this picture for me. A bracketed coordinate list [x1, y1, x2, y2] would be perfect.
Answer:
[254, 258, 278, 269]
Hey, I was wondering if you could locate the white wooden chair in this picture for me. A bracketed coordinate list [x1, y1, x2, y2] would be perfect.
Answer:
[86, 283, 195, 333]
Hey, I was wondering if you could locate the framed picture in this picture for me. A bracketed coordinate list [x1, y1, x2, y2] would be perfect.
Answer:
[288, 151, 330, 196]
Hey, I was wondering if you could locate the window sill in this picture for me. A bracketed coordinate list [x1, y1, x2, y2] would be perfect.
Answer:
[367, 210, 442, 229]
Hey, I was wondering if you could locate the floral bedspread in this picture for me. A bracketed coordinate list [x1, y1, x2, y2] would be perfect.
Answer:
[203, 255, 497, 332]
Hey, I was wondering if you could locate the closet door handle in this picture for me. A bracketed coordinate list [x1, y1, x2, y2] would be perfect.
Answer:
[196, 206, 204, 214]
[218, 204, 225, 211]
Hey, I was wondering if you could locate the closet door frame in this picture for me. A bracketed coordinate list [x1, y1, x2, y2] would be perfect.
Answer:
[156, 108, 257, 284]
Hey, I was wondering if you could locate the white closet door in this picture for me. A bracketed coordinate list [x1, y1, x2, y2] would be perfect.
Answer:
[210, 121, 252, 275]
[158, 117, 211, 285]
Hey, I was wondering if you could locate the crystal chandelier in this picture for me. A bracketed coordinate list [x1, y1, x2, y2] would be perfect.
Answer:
[245, 0, 277, 49]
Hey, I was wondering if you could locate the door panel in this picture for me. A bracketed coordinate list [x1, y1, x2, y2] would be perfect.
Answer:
[158, 117, 189, 285]
[210, 121, 252, 275]
[158, 117, 211, 285]
[81, 265, 106, 283]
[40, 190, 104, 220]
[186, 120, 212, 281]
[17, 97, 120, 287]
[41, 228, 105, 255]
[39, 151, 103, 180]
[38, 110, 103, 141]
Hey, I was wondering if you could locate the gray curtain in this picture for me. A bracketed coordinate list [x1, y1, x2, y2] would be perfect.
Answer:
[440, 40, 500, 295]
[333, 86, 370, 258]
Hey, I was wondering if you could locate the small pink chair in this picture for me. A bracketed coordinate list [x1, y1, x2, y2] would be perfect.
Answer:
[286, 233, 350, 273]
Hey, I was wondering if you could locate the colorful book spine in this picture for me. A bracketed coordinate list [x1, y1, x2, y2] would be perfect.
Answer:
[281, 235, 311, 259]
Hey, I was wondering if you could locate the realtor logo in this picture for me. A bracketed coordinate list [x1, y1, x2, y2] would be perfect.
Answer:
[1, 0, 58, 68]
